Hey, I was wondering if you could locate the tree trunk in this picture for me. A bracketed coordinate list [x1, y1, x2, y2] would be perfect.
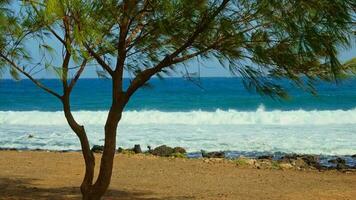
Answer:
[87, 101, 123, 199]
[62, 97, 96, 199]
[62, 84, 125, 199]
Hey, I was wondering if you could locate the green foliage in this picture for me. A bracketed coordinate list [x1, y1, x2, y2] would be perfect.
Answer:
[234, 158, 250, 166]
[171, 152, 187, 158]
[0, 0, 355, 97]
[343, 57, 356, 74]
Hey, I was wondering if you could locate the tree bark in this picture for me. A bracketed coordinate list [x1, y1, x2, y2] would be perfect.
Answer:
[89, 100, 123, 199]
[62, 96, 96, 199]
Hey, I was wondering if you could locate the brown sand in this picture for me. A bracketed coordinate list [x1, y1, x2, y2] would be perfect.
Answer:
[0, 151, 355, 200]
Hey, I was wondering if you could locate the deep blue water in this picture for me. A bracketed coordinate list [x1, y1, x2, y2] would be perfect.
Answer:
[1, 77, 356, 111]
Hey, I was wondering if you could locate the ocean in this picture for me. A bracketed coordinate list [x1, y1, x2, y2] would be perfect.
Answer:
[0, 77, 356, 156]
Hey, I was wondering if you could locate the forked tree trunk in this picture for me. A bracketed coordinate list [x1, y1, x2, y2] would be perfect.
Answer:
[63, 94, 124, 200]
[86, 102, 123, 199]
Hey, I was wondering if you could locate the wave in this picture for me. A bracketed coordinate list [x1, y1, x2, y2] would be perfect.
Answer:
[1, 107, 356, 126]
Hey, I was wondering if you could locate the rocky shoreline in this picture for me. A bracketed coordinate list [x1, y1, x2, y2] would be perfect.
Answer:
[1, 145, 356, 172]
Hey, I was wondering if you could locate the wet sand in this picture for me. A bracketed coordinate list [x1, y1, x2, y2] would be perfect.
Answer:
[0, 151, 355, 200]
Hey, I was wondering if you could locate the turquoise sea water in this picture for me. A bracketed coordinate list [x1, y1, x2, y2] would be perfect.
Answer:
[0, 78, 356, 156]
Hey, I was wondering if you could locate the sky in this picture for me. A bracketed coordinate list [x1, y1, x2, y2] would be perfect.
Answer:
[2, 43, 354, 79]
[4, 46, 353, 79]
[1, 2, 355, 79]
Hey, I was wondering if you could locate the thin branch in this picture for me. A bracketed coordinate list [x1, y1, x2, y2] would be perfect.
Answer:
[29, 1, 66, 45]
[125, 0, 230, 99]
[84, 44, 114, 76]
[0, 53, 62, 99]
[68, 59, 87, 93]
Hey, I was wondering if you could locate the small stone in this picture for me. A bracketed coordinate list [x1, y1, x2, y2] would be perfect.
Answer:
[91, 145, 104, 153]
[133, 144, 142, 154]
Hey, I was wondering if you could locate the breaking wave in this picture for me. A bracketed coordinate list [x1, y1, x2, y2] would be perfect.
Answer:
[1, 106, 356, 126]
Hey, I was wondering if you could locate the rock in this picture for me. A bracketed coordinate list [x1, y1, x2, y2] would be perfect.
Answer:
[91, 145, 104, 153]
[300, 155, 320, 168]
[173, 147, 186, 154]
[329, 157, 346, 165]
[329, 157, 348, 170]
[152, 145, 174, 157]
[28, 134, 34, 139]
[201, 150, 225, 158]
[351, 154, 356, 158]
[147, 146, 153, 153]
[117, 147, 124, 153]
[282, 154, 320, 169]
[133, 144, 142, 154]
[293, 158, 308, 169]
[282, 154, 298, 161]
[257, 155, 273, 160]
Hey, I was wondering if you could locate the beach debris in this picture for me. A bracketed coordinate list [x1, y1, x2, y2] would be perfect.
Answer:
[91, 145, 104, 153]
[133, 144, 142, 154]
[152, 145, 174, 157]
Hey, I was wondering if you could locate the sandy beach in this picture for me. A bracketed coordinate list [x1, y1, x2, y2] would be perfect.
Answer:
[0, 151, 355, 200]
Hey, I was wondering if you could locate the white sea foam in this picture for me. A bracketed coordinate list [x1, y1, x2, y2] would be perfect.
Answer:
[1, 107, 356, 126]
[1, 107, 356, 155]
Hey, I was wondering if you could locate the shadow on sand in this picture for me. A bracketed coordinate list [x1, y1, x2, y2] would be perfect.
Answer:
[0, 177, 194, 200]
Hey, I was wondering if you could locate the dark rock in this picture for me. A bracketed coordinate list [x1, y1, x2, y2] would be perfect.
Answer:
[28, 134, 34, 139]
[257, 155, 273, 160]
[117, 147, 124, 153]
[0, 147, 17, 151]
[173, 147, 186, 154]
[329, 157, 346, 165]
[336, 163, 348, 170]
[147, 146, 153, 154]
[152, 145, 174, 157]
[301, 155, 320, 168]
[201, 150, 225, 158]
[282, 154, 320, 169]
[351, 154, 356, 158]
[91, 145, 104, 153]
[281, 154, 298, 161]
[329, 157, 348, 170]
[133, 144, 142, 154]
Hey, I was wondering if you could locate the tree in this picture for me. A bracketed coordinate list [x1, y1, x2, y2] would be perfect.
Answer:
[0, 0, 354, 199]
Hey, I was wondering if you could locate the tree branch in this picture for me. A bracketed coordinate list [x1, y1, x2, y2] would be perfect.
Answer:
[29, 1, 66, 45]
[0, 53, 62, 99]
[84, 44, 114, 76]
[125, 0, 230, 99]
[68, 59, 87, 93]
